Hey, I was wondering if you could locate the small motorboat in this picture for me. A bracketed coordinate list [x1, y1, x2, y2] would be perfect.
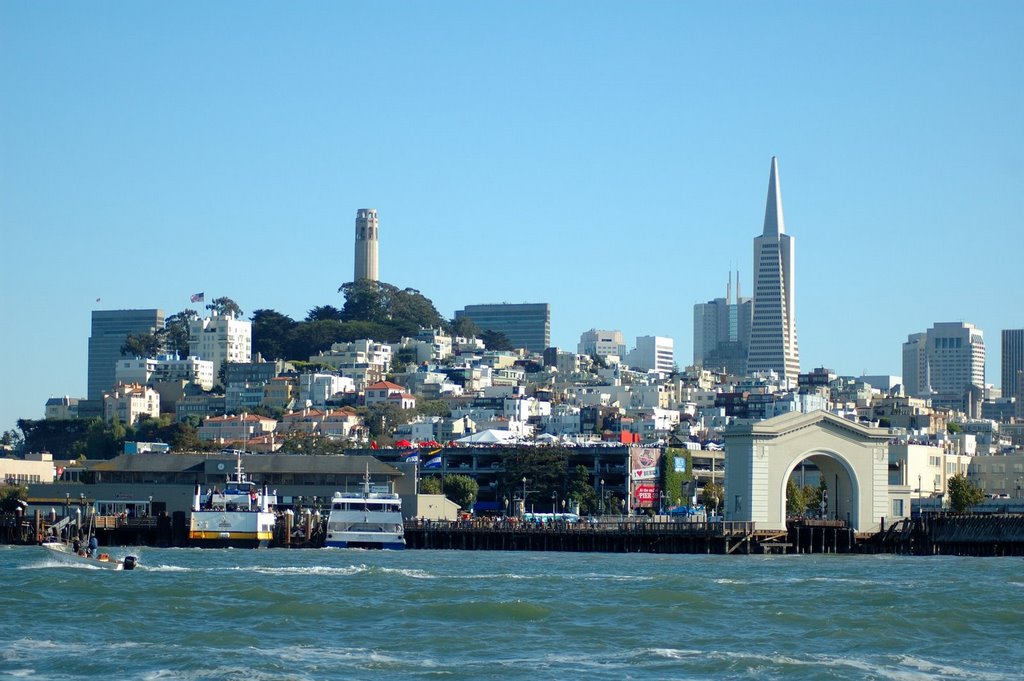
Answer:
[41, 538, 138, 571]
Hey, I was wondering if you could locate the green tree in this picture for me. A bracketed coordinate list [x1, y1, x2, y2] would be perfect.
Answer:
[480, 330, 513, 351]
[251, 309, 297, 360]
[786, 478, 807, 516]
[120, 332, 163, 358]
[499, 447, 570, 509]
[0, 484, 28, 513]
[803, 484, 821, 515]
[442, 474, 479, 511]
[701, 481, 724, 515]
[451, 315, 478, 339]
[278, 431, 349, 455]
[947, 473, 984, 513]
[1, 429, 25, 454]
[566, 464, 598, 515]
[359, 403, 406, 439]
[18, 418, 93, 459]
[338, 280, 446, 339]
[415, 399, 451, 419]
[163, 309, 199, 358]
[419, 476, 442, 494]
[208, 296, 243, 317]
[306, 305, 344, 322]
[287, 319, 348, 358]
[947, 422, 962, 434]
[83, 417, 124, 459]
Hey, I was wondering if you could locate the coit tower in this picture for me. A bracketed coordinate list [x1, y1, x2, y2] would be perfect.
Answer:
[354, 208, 379, 281]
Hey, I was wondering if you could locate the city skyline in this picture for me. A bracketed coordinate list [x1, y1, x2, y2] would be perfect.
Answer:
[1, 3, 1022, 430]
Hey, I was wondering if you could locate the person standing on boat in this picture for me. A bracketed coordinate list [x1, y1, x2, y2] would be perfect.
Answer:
[87, 534, 98, 557]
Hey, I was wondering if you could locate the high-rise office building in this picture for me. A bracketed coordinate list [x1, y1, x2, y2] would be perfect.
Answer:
[88, 309, 165, 400]
[1001, 329, 1024, 399]
[693, 271, 753, 376]
[626, 336, 675, 374]
[746, 157, 800, 382]
[902, 322, 985, 410]
[578, 329, 626, 361]
[455, 303, 551, 353]
[354, 208, 379, 281]
[901, 332, 927, 397]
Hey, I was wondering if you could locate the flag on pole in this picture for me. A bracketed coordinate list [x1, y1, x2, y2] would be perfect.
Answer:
[190, 292, 205, 303]
[423, 455, 442, 469]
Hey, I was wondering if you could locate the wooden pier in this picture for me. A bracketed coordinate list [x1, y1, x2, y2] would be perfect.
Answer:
[404, 518, 858, 555]
[8, 511, 1024, 556]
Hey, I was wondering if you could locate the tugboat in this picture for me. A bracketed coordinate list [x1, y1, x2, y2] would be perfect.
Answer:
[189, 453, 276, 548]
[324, 464, 405, 549]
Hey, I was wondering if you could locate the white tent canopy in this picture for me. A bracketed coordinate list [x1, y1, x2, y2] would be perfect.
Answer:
[455, 429, 517, 444]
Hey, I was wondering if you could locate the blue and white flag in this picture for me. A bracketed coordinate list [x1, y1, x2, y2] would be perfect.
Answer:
[405, 454, 420, 463]
[423, 455, 442, 469]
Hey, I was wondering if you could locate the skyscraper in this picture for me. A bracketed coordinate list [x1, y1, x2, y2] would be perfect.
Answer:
[1001, 329, 1024, 398]
[693, 270, 753, 376]
[903, 322, 985, 410]
[88, 309, 165, 400]
[746, 157, 800, 382]
[455, 303, 551, 353]
[354, 208, 379, 281]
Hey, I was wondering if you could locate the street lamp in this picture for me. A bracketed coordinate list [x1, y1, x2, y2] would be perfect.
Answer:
[599, 479, 605, 515]
[522, 477, 527, 517]
[551, 490, 558, 516]
[65, 493, 70, 519]
[149, 495, 153, 517]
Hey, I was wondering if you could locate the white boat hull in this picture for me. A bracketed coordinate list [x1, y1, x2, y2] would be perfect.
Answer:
[189, 510, 276, 548]
[41, 542, 137, 570]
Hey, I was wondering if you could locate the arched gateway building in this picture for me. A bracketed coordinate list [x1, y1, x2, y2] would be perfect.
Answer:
[723, 411, 891, 533]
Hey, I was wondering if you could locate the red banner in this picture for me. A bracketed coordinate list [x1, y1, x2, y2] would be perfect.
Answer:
[634, 484, 659, 505]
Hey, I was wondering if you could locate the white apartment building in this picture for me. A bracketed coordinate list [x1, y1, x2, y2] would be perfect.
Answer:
[968, 453, 1024, 497]
[503, 397, 552, 422]
[197, 413, 277, 444]
[103, 383, 160, 425]
[889, 442, 972, 498]
[297, 373, 355, 407]
[578, 329, 626, 361]
[44, 396, 80, 420]
[540, 404, 582, 436]
[312, 339, 392, 381]
[188, 313, 252, 381]
[115, 355, 215, 391]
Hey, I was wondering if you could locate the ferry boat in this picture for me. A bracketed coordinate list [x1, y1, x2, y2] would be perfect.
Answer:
[324, 467, 405, 550]
[189, 455, 276, 548]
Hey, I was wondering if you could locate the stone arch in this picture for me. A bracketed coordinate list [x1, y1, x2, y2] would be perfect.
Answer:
[724, 410, 891, 532]
[780, 448, 861, 527]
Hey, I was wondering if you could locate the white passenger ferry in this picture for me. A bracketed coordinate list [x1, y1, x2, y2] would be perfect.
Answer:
[189, 454, 276, 548]
[325, 467, 405, 550]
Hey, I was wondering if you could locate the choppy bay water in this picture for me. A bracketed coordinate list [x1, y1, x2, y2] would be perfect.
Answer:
[1, 545, 1021, 680]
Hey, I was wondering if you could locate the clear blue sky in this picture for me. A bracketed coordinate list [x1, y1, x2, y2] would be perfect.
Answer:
[2, 2, 1022, 432]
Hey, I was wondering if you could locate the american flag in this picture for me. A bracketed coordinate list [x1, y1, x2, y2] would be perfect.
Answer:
[190, 292, 205, 303]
